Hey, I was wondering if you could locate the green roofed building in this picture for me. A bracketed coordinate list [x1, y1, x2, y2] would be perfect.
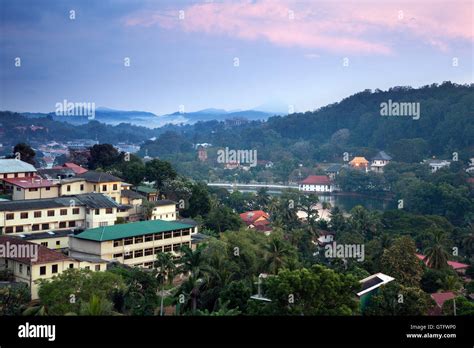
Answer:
[69, 219, 194, 268]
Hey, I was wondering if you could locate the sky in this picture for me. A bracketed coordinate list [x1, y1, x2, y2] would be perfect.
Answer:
[0, 0, 472, 115]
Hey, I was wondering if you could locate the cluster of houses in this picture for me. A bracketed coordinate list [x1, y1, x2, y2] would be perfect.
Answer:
[0, 159, 202, 300]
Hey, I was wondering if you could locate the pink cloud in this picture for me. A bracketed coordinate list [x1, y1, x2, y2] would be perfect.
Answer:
[124, 0, 473, 55]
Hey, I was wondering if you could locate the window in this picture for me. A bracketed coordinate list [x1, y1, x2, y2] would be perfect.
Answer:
[154, 233, 163, 240]
[124, 253, 133, 260]
[102, 184, 107, 191]
[5, 227, 13, 234]
[106, 208, 113, 214]
[59, 221, 66, 228]
[20, 212, 28, 219]
[39, 266, 46, 275]
[68, 221, 76, 228]
[51, 264, 58, 273]
[69, 263, 74, 269]
[164, 245, 172, 252]
[154, 246, 163, 254]
[113, 240, 123, 247]
[95, 265, 101, 271]
[113, 253, 123, 258]
[85, 266, 90, 270]
[145, 235, 153, 242]
[15, 226, 24, 233]
[145, 248, 153, 256]
[14, 173, 18, 178]
[173, 231, 181, 238]
[16, 187, 21, 191]
[34, 211, 41, 218]
[29, 188, 38, 192]
[67, 185, 71, 192]
[93, 185, 96, 191]
[164, 232, 172, 239]
[19, 264, 23, 273]
[72, 208, 80, 215]
[95, 209, 100, 215]
[113, 184, 118, 190]
[41, 223, 49, 230]
[41, 242, 48, 247]
[27, 266, 30, 275]
[134, 250, 143, 258]
[60, 209, 67, 216]
[134, 236, 143, 244]
[124, 238, 133, 245]
[80, 184, 84, 191]
[45, 187, 51, 191]
[173, 244, 181, 252]
[86, 208, 91, 214]
[32, 224, 40, 231]
[182, 229, 190, 236]
[47, 210, 55, 217]
[6, 213, 14, 220]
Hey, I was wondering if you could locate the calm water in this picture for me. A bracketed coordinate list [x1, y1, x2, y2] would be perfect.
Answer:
[239, 190, 396, 212]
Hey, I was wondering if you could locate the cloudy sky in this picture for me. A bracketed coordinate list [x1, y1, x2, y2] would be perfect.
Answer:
[0, 0, 472, 115]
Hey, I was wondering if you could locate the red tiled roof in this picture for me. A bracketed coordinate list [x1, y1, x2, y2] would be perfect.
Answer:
[2, 175, 56, 189]
[431, 292, 455, 308]
[0, 235, 72, 265]
[62, 162, 88, 174]
[299, 175, 332, 185]
[416, 254, 469, 270]
[240, 210, 269, 224]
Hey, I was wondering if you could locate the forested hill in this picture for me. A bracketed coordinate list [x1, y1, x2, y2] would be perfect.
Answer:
[141, 82, 473, 163]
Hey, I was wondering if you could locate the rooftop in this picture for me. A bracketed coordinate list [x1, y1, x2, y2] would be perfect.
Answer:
[299, 175, 332, 185]
[0, 235, 72, 265]
[431, 292, 455, 308]
[135, 185, 157, 194]
[74, 219, 194, 242]
[357, 272, 395, 297]
[121, 190, 145, 200]
[372, 151, 392, 161]
[2, 175, 56, 189]
[0, 192, 119, 211]
[0, 159, 36, 174]
[416, 254, 469, 270]
[16, 229, 77, 241]
[240, 210, 269, 224]
[76, 171, 123, 183]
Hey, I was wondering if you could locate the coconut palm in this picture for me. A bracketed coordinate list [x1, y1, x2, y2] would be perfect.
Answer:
[424, 229, 449, 270]
[79, 294, 114, 315]
[155, 252, 176, 316]
[264, 238, 293, 274]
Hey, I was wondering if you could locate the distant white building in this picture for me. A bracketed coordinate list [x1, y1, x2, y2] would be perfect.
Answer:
[424, 159, 450, 173]
[299, 175, 336, 193]
[370, 151, 392, 173]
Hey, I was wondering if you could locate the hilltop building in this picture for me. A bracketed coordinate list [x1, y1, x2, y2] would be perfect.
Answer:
[370, 151, 392, 173]
[298, 175, 337, 193]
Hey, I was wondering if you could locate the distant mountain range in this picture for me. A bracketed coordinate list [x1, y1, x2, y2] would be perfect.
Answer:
[21, 107, 279, 128]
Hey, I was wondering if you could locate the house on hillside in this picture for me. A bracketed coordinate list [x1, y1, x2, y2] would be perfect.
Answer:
[429, 292, 456, 315]
[240, 210, 271, 233]
[423, 159, 450, 173]
[325, 164, 343, 180]
[416, 254, 469, 275]
[298, 175, 337, 193]
[370, 151, 392, 173]
[349, 157, 369, 171]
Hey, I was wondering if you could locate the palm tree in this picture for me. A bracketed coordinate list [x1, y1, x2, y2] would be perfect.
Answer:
[264, 238, 293, 274]
[79, 294, 114, 315]
[424, 229, 449, 270]
[155, 252, 176, 316]
[256, 187, 270, 210]
[178, 244, 208, 279]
